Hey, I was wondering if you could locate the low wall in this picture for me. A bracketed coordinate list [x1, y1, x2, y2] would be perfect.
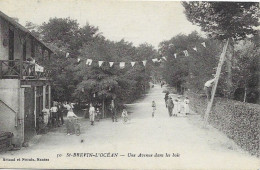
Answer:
[188, 92, 260, 157]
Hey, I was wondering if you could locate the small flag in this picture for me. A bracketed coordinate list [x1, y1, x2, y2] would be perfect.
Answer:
[77, 58, 81, 62]
[66, 52, 69, 58]
[131, 62, 135, 67]
[98, 61, 104, 67]
[183, 50, 189, 57]
[109, 62, 114, 67]
[142, 60, 147, 66]
[193, 47, 197, 51]
[162, 57, 167, 61]
[174, 54, 177, 58]
[86, 59, 92, 65]
[119, 62, 125, 69]
[201, 42, 206, 48]
[152, 58, 158, 63]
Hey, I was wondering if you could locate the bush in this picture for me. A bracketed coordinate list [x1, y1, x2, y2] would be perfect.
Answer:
[188, 92, 260, 157]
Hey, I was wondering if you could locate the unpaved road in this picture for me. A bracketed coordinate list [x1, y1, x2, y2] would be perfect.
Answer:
[1, 85, 259, 169]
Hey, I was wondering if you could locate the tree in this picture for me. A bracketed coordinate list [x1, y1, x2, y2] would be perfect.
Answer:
[182, 2, 260, 98]
[159, 31, 222, 94]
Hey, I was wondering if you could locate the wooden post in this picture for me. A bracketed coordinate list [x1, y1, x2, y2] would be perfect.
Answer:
[43, 86, 46, 108]
[34, 87, 37, 128]
[19, 55, 23, 79]
[0, 61, 2, 79]
[48, 85, 51, 109]
[102, 97, 105, 118]
[203, 39, 229, 127]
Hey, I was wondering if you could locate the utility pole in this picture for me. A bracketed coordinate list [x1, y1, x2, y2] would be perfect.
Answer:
[204, 39, 229, 127]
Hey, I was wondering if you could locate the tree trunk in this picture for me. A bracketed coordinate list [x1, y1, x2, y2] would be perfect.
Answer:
[243, 87, 247, 102]
[102, 97, 105, 118]
[226, 41, 234, 98]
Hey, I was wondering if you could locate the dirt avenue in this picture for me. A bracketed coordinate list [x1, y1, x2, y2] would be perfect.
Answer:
[0, 85, 259, 169]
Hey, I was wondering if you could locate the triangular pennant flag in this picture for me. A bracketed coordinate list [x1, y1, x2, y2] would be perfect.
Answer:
[174, 54, 177, 58]
[193, 47, 197, 51]
[66, 52, 69, 58]
[142, 60, 147, 66]
[109, 62, 114, 67]
[77, 58, 81, 62]
[131, 62, 135, 67]
[183, 50, 189, 57]
[162, 57, 167, 61]
[98, 61, 104, 67]
[119, 62, 125, 69]
[152, 58, 158, 63]
[201, 42, 206, 48]
[86, 59, 92, 65]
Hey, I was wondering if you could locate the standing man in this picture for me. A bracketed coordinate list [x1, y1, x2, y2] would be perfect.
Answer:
[164, 92, 169, 108]
[57, 102, 64, 126]
[50, 104, 58, 127]
[167, 97, 174, 117]
[204, 78, 216, 101]
[111, 100, 117, 122]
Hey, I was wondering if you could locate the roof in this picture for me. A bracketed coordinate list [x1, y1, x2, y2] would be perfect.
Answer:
[0, 10, 53, 53]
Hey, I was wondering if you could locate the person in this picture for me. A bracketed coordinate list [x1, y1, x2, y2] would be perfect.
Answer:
[184, 97, 190, 115]
[152, 100, 156, 117]
[111, 100, 117, 122]
[177, 96, 182, 115]
[57, 102, 64, 126]
[164, 92, 169, 108]
[50, 104, 58, 127]
[66, 108, 78, 135]
[42, 107, 50, 126]
[96, 108, 101, 121]
[89, 103, 95, 125]
[204, 78, 215, 101]
[167, 97, 174, 117]
[63, 102, 71, 112]
[173, 99, 179, 117]
[121, 108, 128, 122]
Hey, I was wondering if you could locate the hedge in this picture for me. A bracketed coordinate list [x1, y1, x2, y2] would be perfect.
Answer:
[188, 92, 260, 157]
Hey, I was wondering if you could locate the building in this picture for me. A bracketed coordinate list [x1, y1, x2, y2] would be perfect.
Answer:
[0, 11, 53, 147]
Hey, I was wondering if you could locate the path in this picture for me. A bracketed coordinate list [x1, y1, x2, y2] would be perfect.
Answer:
[1, 85, 259, 169]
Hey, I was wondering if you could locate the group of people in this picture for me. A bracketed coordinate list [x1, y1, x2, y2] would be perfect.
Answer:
[165, 92, 190, 117]
[151, 92, 190, 118]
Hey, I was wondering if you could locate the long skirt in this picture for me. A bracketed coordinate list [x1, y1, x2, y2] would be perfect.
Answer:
[66, 117, 75, 134]
[184, 104, 189, 114]
[89, 113, 95, 122]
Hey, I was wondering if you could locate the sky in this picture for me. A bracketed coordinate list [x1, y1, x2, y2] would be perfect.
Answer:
[0, 0, 203, 48]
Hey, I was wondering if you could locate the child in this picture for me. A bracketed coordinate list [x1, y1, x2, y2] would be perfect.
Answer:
[152, 100, 156, 117]
[66, 108, 78, 136]
[96, 108, 101, 121]
[121, 109, 128, 122]
[184, 97, 190, 115]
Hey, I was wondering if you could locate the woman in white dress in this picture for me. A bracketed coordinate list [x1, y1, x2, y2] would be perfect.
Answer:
[173, 99, 179, 117]
[184, 97, 190, 115]
[89, 103, 95, 125]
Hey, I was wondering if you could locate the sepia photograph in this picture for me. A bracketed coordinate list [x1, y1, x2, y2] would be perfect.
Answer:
[0, 0, 259, 169]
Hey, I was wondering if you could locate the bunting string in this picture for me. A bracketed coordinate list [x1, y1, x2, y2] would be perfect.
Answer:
[61, 41, 208, 68]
